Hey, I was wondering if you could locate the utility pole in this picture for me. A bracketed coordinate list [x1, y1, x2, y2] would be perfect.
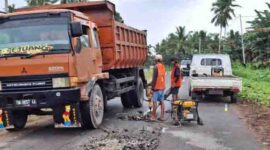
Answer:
[199, 38, 201, 54]
[240, 15, 246, 64]
[4, 0, 8, 12]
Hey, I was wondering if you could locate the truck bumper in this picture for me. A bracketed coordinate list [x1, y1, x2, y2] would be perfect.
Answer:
[0, 88, 80, 109]
[0, 88, 82, 129]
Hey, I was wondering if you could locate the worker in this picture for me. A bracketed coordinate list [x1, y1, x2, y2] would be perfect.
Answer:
[170, 57, 182, 125]
[170, 57, 182, 101]
[150, 54, 166, 121]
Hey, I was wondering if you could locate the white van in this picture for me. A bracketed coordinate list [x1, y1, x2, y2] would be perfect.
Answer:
[190, 54, 242, 103]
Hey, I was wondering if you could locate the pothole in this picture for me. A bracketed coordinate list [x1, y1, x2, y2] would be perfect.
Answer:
[80, 127, 161, 150]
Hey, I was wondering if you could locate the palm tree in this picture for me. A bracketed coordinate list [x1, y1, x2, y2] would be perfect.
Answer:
[175, 26, 190, 56]
[211, 0, 240, 53]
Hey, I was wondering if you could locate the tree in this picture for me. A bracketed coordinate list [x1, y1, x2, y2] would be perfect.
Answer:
[245, 3, 270, 66]
[60, 0, 88, 4]
[175, 26, 190, 57]
[115, 12, 124, 23]
[26, 0, 58, 6]
[7, 4, 16, 13]
[211, 0, 240, 53]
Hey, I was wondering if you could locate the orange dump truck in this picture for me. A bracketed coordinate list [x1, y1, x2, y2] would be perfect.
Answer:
[0, 1, 147, 130]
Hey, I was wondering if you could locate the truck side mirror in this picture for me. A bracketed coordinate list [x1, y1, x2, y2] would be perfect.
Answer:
[71, 22, 83, 37]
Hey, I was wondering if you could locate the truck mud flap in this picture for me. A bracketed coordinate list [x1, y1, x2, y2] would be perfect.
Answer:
[53, 104, 82, 128]
[0, 109, 15, 129]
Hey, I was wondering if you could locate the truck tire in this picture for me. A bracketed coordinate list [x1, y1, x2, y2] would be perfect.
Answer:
[80, 84, 104, 129]
[121, 78, 144, 108]
[230, 93, 238, 103]
[191, 92, 202, 101]
[121, 93, 133, 108]
[191, 92, 197, 100]
[130, 78, 144, 108]
[7, 110, 28, 131]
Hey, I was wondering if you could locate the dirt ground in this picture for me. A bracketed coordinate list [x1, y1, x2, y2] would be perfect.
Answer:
[236, 100, 270, 149]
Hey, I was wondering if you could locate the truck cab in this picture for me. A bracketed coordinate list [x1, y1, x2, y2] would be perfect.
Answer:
[0, 1, 147, 130]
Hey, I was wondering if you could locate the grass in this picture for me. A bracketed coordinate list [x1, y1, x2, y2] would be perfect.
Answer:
[144, 68, 153, 82]
[233, 62, 270, 106]
[144, 65, 171, 82]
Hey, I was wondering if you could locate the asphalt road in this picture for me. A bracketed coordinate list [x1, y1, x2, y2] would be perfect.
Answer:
[0, 75, 262, 150]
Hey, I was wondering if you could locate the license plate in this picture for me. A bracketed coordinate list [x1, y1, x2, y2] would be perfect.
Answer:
[186, 114, 194, 119]
[15, 99, 37, 106]
[209, 90, 223, 95]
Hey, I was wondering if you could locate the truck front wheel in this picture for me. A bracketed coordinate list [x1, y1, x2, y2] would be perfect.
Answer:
[7, 110, 28, 131]
[80, 84, 104, 129]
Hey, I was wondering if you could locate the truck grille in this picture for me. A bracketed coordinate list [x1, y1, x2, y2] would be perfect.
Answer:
[0, 74, 68, 92]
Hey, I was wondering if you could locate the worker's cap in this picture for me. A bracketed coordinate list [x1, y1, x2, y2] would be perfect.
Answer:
[154, 54, 163, 61]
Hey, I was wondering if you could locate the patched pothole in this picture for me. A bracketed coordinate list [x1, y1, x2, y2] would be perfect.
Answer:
[80, 127, 161, 150]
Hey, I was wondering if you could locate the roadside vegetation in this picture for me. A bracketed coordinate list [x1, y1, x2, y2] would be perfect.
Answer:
[149, 1, 270, 107]
[233, 63, 270, 106]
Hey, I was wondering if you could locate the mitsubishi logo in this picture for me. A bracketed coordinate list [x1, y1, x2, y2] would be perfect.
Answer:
[21, 67, 27, 74]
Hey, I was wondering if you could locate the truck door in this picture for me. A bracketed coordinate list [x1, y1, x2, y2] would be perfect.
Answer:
[89, 27, 102, 73]
[74, 25, 93, 82]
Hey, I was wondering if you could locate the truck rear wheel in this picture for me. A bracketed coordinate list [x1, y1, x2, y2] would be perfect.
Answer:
[130, 78, 144, 108]
[121, 93, 133, 108]
[230, 93, 238, 103]
[120, 78, 144, 108]
[80, 84, 104, 129]
[7, 110, 28, 131]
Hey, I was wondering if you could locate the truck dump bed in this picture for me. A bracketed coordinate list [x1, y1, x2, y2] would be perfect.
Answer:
[16, 1, 147, 71]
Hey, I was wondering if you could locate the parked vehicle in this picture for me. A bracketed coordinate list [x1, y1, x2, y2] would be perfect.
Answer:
[0, 1, 147, 130]
[180, 59, 191, 70]
[189, 54, 242, 103]
[181, 59, 191, 76]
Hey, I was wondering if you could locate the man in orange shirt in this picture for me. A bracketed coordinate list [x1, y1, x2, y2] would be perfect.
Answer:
[151, 54, 166, 121]
[170, 57, 182, 125]
[170, 57, 182, 102]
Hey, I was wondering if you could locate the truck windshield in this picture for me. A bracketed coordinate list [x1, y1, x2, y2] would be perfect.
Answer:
[0, 17, 70, 57]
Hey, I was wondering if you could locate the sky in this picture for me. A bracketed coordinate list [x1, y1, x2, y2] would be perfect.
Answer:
[0, 0, 269, 45]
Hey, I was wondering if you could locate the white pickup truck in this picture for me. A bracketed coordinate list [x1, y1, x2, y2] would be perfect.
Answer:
[189, 54, 242, 103]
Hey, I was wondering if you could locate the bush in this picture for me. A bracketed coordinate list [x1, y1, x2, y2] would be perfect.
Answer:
[233, 62, 270, 106]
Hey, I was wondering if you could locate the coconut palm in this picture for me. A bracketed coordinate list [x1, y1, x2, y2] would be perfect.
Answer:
[211, 0, 240, 53]
[175, 26, 190, 56]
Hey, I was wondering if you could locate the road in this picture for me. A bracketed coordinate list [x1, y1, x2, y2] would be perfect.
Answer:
[0, 75, 262, 150]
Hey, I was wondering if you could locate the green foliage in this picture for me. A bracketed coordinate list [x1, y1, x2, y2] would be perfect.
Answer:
[244, 3, 270, 65]
[26, 0, 58, 6]
[233, 62, 270, 106]
[115, 12, 124, 23]
[211, 0, 240, 28]
[155, 26, 221, 65]
[7, 4, 16, 13]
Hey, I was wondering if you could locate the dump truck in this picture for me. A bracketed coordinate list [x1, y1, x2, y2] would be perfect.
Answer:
[0, 1, 147, 130]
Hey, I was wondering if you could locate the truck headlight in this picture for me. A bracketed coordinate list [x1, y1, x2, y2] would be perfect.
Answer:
[52, 77, 70, 88]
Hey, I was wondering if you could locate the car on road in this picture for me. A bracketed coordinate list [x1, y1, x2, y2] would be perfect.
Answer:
[180, 59, 191, 70]
[189, 54, 242, 103]
[181, 59, 191, 76]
